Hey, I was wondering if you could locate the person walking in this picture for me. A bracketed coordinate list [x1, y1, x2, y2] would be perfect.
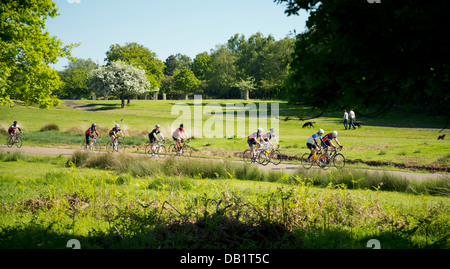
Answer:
[343, 110, 349, 130]
[349, 109, 356, 129]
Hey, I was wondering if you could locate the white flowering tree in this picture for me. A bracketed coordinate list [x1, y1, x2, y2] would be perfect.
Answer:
[89, 61, 150, 108]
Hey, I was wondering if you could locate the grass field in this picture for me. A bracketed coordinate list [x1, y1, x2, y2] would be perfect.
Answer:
[1, 99, 449, 249]
[1, 99, 449, 172]
[0, 151, 448, 249]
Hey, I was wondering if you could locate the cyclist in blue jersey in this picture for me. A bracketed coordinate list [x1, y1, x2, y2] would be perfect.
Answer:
[306, 129, 324, 162]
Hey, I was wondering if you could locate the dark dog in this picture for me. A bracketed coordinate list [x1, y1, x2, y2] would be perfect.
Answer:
[302, 122, 315, 128]
[354, 122, 362, 128]
[438, 134, 446, 140]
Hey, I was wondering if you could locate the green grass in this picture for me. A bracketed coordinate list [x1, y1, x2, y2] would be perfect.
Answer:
[1, 99, 448, 172]
[0, 153, 449, 249]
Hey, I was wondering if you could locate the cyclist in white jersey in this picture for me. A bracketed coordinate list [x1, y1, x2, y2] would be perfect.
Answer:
[261, 128, 280, 149]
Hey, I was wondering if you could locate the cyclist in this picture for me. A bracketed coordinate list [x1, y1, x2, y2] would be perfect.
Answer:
[8, 121, 22, 144]
[149, 124, 165, 155]
[109, 124, 125, 146]
[306, 129, 324, 162]
[85, 123, 100, 147]
[261, 128, 280, 150]
[247, 128, 263, 159]
[172, 124, 189, 151]
[321, 130, 343, 158]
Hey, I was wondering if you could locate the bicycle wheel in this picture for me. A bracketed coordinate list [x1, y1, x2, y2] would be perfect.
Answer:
[14, 136, 22, 148]
[301, 153, 313, 169]
[117, 141, 126, 153]
[318, 155, 329, 169]
[243, 149, 254, 164]
[332, 153, 346, 169]
[6, 137, 13, 148]
[156, 145, 167, 158]
[145, 144, 153, 157]
[257, 150, 270, 166]
[92, 142, 101, 153]
[105, 141, 115, 153]
[182, 144, 192, 157]
[271, 150, 282, 165]
[168, 144, 178, 157]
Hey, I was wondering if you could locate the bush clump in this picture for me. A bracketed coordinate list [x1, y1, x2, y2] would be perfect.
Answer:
[40, 123, 59, 132]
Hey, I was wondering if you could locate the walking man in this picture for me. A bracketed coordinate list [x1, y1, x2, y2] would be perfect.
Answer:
[349, 109, 356, 130]
[343, 110, 348, 130]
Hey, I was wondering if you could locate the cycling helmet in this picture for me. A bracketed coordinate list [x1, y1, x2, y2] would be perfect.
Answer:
[318, 129, 324, 134]
[14, 121, 18, 124]
[180, 124, 184, 128]
[92, 123, 97, 127]
[270, 128, 275, 133]
[155, 124, 160, 128]
[115, 124, 120, 128]
[332, 131, 338, 138]
[257, 128, 263, 133]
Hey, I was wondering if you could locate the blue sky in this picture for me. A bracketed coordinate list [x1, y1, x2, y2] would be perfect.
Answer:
[46, 0, 309, 70]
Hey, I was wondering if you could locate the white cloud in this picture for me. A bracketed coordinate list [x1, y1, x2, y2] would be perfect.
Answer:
[67, 0, 81, 4]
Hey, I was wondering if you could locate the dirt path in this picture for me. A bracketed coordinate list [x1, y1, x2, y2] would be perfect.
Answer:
[1, 145, 448, 181]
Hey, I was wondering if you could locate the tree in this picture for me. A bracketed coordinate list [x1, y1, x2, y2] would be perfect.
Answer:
[233, 77, 256, 100]
[275, 0, 450, 123]
[58, 58, 99, 99]
[173, 67, 201, 100]
[163, 53, 192, 76]
[207, 46, 237, 98]
[0, 0, 76, 108]
[226, 33, 294, 99]
[192, 52, 212, 80]
[89, 61, 150, 108]
[105, 42, 164, 90]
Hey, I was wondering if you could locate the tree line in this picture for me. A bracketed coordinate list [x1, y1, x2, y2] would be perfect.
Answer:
[57, 33, 295, 105]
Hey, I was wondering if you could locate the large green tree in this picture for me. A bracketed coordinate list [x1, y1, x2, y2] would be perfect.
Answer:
[173, 67, 201, 100]
[163, 53, 192, 76]
[58, 58, 98, 99]
[0, 0, 76, 108]
[275, 0, 450, 123]
[105, 42, 164, 90]
[227, 33, 294, 99]
[207, 46, 237, 98]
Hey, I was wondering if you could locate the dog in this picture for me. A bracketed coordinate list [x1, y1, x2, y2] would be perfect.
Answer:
[302, 121, 315, 128]
[438, 134, 446, 140]
[354, 122, 362, 128]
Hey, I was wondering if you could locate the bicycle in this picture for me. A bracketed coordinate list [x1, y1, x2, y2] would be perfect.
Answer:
[145, 139, 167, 158]
[301, 146, 345, 169]
[327, 146, 346, 169]
[6, 132, 23, 148]
[243, 146, 263, 164]
[105, 137, 126, 153]
[168, 138, 192, 157]
[81, 136, 102, 152]
[257, 145, 283, 166]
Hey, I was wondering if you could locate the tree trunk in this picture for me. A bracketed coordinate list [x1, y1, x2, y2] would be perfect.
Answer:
[243, 90, 249, 100]
[121, 98, 125, 108]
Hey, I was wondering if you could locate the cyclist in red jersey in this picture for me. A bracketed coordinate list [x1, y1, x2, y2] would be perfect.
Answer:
[85, 123, 100, 146]
[321, 130, 343, 157]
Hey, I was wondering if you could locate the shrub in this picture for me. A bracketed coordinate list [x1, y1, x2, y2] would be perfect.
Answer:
[40, 123, 59, 132]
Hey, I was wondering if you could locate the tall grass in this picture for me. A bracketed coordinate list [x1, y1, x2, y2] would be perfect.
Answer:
[1, 153, 449, 249]
[68, 151, 450, 197]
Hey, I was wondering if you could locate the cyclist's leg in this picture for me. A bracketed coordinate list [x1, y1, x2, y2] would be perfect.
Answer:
[8, 131, 14, 143]
[248, 139, 255, 158]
